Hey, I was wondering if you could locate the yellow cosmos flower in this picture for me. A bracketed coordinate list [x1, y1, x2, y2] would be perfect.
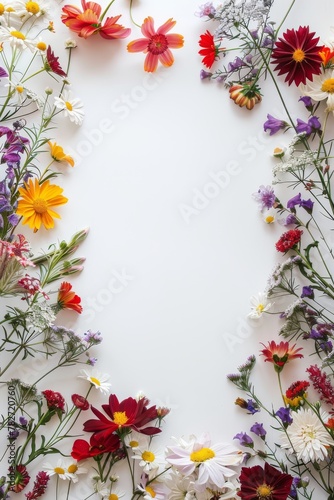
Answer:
[16, 178, 68, 232]
[48, 141, 74, 167]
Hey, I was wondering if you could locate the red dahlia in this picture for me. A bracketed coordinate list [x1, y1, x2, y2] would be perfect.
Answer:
[237, 462, 293, 499]
[271, 26, 322, 86]
[198, 30, 223, 69]
[275, 229, 303, 253]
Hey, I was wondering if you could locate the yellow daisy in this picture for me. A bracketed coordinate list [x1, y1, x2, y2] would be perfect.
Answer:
[16, 178, 68, 232]
[48, 141, 74, 167]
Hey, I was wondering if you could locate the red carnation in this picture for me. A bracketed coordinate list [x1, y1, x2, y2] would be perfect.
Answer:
[285, 380, 310, 400]
[271, 26, 322, 86]
[42, 390, 65, 412]
[275, 229, 303, 253]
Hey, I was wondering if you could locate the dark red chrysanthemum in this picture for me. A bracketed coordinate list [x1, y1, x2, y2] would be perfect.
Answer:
[271, 26, 322, 86]
[83, 393, 160, 441]
[42, 390, 65, 411]
[275, 229, 303, 253]
[237, 462, 293, 499]
[45, 46, 67, 77]
[198, 30, 222, 69]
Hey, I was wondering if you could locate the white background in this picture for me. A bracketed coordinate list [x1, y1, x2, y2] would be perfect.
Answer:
[3, 0, 334, 498]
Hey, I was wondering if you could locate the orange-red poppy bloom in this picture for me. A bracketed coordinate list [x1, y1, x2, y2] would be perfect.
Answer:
[57, 281, 82, 313]
[61, 0, 131, 39]
[127, 17, 184, 72]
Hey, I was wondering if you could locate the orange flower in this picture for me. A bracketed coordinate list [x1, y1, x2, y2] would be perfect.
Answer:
[127, 17, 184, 72]
[229, 82, 262, 110]
[57, 281, 82, 313]
[16, 178, 68, 233]
[319, 46, 334, 67]
[260, 340, 303, 373]
[48, 141, 74, 167]
[61, 0, 131, 39]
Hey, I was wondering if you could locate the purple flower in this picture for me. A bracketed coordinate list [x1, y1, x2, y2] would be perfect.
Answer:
[0, 67, 8, 78]
[250, 422, 266, 439]
[279, 213, 297, 226]
[196, 2, 216, 18]
[233, 432, 254, 448]
[200, 69, 212, 80]
[228, 56, 245, 71]
[19, 416, 28, 426]
[86, 356, 98, 366]
[296, 116, 321, 135]
[301, 286, 314, 299]
[299, 95, 313, 109]
[275, 407, 293, 426]
[245, 399, 259, 414]
[8, 429, 19, 439]
[83, 330, 102, 344]
[287, 193, 314, 213]
[253, 185, 276, 211]
[287, 193, 302, 209]
[263, 114, 288, 135]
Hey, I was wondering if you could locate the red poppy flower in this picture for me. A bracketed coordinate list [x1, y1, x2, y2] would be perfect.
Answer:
[61, 0, 131, 40]
[9, 464, 30, 492]
[127, 16, 184, 73]
[198, 30, 223, 69]
[275, 229, 303, 253]
[237, 462, 293, 499]
[45, 46, 67, 77]
[83, 393, 160, 441]
[71, 393, 89, 410]
[271, 26, 322, 86]
[57, 281, 82, 313]
[71, 432, 120, 461]
[42, 389, 65, 411]
[260, 340, 303, 373]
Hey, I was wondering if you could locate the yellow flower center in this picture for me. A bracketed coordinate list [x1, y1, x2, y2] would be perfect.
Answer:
[145, 486, 156, 498]
[190, 447, 215, 462]
[109, 495, 118, 500]
[265, 215, 274, 224]
[256, 484, 273, 498]
[33, 198, 47, 214]
[292, 48, 305, 62]
[65, 101, 73, 111]
[129, 440, 139, 448]
[37, 41, 47, 51]
[256, 303, 265, 312]
[321, 78, 334, 93]
[142, 451, 155, 462]
[67, 464, 78, 473]
[6, 6, 15, 11]
[16, 86, 24, 93]
[0, 4, 4, 14]
[113, 411, 128, 426]
[54, 467, 65, 475]
[10, 30, 25, 40]
[26, 1, 39, 13]
[90, 376, 101, 386]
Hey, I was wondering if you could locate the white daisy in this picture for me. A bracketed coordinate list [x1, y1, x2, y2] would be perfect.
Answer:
[280, 407, 334, 462]
[43, 459, 77, 481]
[95, 481, 125, 500]
[262, 208, 276, 224]
[0, 25, 36, 51]
[300, 69, 334, 112]
[11, 0, 51, 22]
[78, 368, 111, 394]
[164, 469, 196, 500]
[165, 433, 243, 490]
[132, 441, 165, 473]
[248, 292, 273, 319]
[137, 479, 166, 500]
[54, 90, 84, 125]
[63, 460, 87, 483]
[124, 429, 149, 450]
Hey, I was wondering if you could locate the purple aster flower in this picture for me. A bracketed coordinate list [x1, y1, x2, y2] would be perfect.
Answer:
[275, 407, 293, 426]
[200, 69, 212, 80]
[301, 286, 314, 299]
[263, 114, 288, 135]
[253, 185, 276, 210]
[296, 116, 321, 135]
[250, 422, 266, 439]
[299, 95, 313, 109]
[233, 432, 254, 448]
[83, 329, 102, 344]
[86, 356, 98, 366]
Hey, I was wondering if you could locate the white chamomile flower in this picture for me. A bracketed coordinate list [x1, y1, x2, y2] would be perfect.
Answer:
[0, 25, 36, 51]
[43, 459, 78, 481]
[132, 441, 165, 473]
[248, 292, 273, 319]
[78, 368, 111, 394]
[164, 469, 196, 500]
[65, 38, 77, 48]
[11, 0, 51, 21]
[263, 208, 276, 224]
[300, 69, 334, 112]
[54, 90, 84, 125]
[94, 480, 124, 499]
[124, 430, 149, 450]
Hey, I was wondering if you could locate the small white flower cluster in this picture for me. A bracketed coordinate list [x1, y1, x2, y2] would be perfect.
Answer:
[214, 0, 272, 37]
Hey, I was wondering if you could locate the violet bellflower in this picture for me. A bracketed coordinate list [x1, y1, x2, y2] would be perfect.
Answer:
[295, 116, 321, 135]
[250, 422, 267, 439]
[299, 95, 313, 110]
[275, 407, 293, 426]
[287, 193, 314, 213]
[263, 114, 289, 135]
[233, 432, 254, 448]
[301, 286, 314, 299]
